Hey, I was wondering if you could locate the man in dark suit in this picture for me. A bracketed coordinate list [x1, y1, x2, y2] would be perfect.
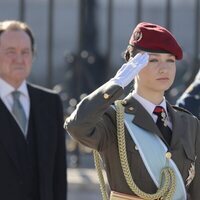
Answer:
[0, 20, 67, 200]
[176, 69, 200, 119]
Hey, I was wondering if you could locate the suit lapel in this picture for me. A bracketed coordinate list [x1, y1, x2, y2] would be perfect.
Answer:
[122, 94, 164, 140]
[165, 103, 190, 175]
[166, 103, 182, 146]
[27, 84, 51, 199]
[0, 99, 21, 171]
[27, 84, 47, 168]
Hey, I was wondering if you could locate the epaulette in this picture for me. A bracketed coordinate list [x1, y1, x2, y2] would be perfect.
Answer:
[172, 105, 193, 115]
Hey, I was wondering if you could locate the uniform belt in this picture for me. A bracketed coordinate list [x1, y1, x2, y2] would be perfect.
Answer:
[110, 191, 142, 200]
[110, 191, 164, 200]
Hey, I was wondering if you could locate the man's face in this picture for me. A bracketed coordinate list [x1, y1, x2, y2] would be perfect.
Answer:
[0, 30, 33, 88]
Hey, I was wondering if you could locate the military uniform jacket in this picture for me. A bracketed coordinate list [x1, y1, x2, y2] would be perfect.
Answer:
[65, 81, 200, 200]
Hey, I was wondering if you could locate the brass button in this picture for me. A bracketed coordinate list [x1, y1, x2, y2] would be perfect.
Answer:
[122, 100, 127, 105]
[129, 107, 134, 111]
[165, 152, 172, 159]
[103, 93, 110, 99]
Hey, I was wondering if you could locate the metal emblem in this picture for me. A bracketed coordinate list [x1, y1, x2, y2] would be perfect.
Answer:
[186, 158, 196, 187]
[161, 110, 168, 127]
[133, 29, 143, 42]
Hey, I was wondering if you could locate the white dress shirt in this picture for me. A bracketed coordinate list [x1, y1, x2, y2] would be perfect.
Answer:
[0, 78, 30, 134]
[132, 91, 172, 129]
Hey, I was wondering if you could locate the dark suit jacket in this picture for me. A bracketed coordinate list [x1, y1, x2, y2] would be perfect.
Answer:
[0, 83, 67, 200]
[65, 81, 200, 200]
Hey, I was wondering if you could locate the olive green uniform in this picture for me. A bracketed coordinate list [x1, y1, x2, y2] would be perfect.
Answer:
[65, 82, 200, 200]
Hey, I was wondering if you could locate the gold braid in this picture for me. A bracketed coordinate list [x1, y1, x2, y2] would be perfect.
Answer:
[93, 150, 109, 200]
[93, 100, 176, 200]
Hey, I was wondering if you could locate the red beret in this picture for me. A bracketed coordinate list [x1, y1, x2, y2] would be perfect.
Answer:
[129, 22, 183, 60]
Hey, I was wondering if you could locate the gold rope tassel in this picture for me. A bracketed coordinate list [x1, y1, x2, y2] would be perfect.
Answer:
[93, 150, 109, 200]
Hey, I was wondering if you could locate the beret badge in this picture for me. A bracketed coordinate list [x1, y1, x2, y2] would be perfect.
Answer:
[133, 29, 142, 42]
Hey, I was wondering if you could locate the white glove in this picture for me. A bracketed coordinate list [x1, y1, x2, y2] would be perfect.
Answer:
[111, 52, 149, 88]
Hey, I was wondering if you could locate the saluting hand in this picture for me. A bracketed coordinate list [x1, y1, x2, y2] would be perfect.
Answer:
[111, 52, 149, 88]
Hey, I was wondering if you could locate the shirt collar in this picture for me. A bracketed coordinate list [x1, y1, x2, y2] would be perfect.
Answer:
[0, 78, 29, 98]
[131, 91, 167, 116]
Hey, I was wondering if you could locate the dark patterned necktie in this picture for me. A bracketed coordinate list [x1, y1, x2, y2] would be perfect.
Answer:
[12, 91, 27, 134]
[153, 106, 172, 145]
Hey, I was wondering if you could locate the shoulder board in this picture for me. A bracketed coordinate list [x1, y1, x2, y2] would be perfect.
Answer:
[172, 105, 193, 115]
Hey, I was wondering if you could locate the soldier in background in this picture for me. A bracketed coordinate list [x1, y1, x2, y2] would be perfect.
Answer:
[176, 69, 200, 119]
